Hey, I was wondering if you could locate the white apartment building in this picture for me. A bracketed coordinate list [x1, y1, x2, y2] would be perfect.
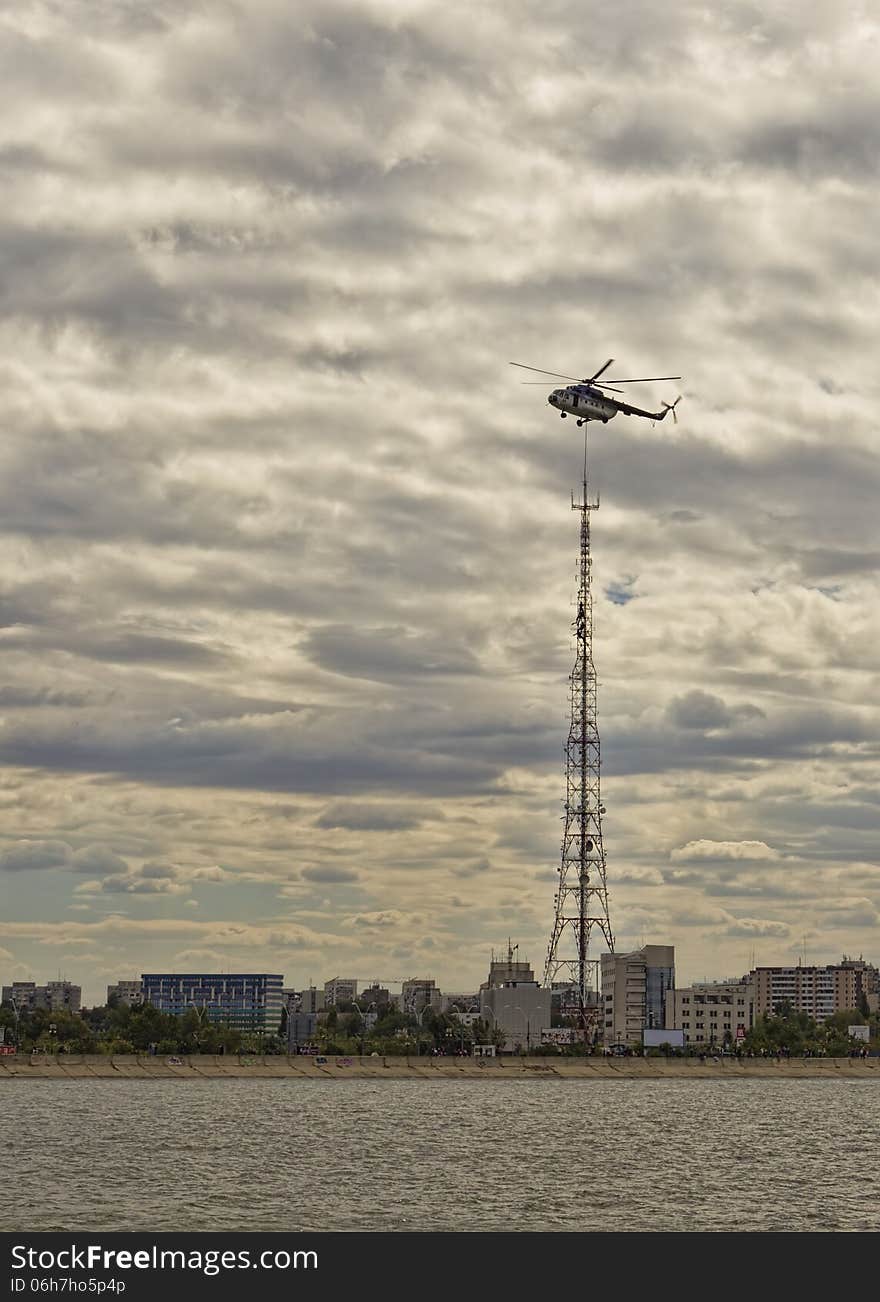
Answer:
[323, 977, 358, 1006]
[666, 980, 754, 1047]
[401, 978, 440, 1015]
[753, 966, 836, 1021]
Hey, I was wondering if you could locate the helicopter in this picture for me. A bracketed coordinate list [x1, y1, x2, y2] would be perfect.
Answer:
[511, 358, 682, 426]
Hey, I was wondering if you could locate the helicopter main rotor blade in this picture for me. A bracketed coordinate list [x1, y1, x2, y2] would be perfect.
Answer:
[603, 375, 682, 384]
[523, 380, 625, 393]
[585, 359, 614, 382]
[510, 362, 582, 381]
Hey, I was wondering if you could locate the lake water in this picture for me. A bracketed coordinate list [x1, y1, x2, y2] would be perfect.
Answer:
[3, 1078, 877, 1232]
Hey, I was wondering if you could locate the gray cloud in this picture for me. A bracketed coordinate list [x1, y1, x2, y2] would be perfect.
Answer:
[667, 691, 732, 731]
[452, 857, 492, 879]
[314, 804, 425, 831]
[0, 840, 72, 872]
[71, 846, 129, 876]
[303, 625, 482, 683]
[301, 866, 360, 884]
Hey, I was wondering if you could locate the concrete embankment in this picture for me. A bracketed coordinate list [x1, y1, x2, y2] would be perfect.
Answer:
[1, 1053, 878, 1081]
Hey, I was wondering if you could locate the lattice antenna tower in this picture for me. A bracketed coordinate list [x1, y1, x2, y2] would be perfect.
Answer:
[544, 430, 614, 1024]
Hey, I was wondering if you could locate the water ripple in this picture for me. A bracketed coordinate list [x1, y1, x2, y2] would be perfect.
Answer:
[1, 1078, 877, 1232]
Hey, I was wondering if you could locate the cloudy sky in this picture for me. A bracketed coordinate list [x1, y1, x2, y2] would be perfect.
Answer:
[1, 0, 878, 1004]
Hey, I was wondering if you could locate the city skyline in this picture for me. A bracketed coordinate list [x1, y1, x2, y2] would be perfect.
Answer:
[2, 1, 879, 1006]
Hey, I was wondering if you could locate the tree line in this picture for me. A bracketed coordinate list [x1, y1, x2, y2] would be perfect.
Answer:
[2, 995, 875, 1057]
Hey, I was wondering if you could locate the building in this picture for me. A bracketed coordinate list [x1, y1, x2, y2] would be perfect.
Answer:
[1, 981, 82, 1014]
[286, 1012, 319, 1050]
[836, 955, 879, 1014]
[299, 986, 325, 1014]
[666, 979, 754, 1048]
[484, 944, 535, 987]
[360, 984, 391, 1009]
[400, 978, 440, 1015]
[752, 959, 880, 1021]
[448, 1010, 482, 1028]
[141, 974, 283, 1033]
[479, 947, 550, 1053]
[441, 992, 480, 1014]
[281, 988, 300, 1012]
[601, 945, 675, 1046]
[753, 966, 835, 1020]
[323, 977, 358, 1006]
[107, 980, 144, 1007]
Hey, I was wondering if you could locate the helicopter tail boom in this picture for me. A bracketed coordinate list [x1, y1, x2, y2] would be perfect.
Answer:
[617, 395, 681, 422]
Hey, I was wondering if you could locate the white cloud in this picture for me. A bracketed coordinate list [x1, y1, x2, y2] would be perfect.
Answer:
[721, 918, 791, 939]
[671, 840, 783, 862]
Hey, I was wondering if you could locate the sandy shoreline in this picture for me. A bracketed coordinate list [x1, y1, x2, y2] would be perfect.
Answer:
[2, 1053, 877, 1080]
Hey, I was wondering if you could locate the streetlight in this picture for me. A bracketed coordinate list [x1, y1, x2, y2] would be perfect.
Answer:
[9, 1001, 21, 1051]
[185, 1001, 207, 1055]
[411, 1002, 434, 1056]
[351, 1001, 372, 1058]
[509, 1006, 534, 1055]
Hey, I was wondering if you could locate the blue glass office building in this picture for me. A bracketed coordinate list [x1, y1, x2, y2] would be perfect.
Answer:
[141, 973, 284, 1033]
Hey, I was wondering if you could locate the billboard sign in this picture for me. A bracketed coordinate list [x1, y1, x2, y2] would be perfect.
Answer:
[848, 1024, 869, 1042]
[541, 1027, 587, 1045]
[643, 1028, 685, 1049]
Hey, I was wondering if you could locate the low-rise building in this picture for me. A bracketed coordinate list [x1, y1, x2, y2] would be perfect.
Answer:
[666, 979, 754, 1047]
[479, 946, 550, 1053]
[107, 980, 144, 1007]
[286, 1012, 319, 1050]
[440, 992, 480, 1014]
[448, 1010, 482, 1028]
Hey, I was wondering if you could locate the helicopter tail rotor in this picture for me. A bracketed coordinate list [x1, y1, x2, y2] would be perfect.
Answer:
[661, 396, 682, 424]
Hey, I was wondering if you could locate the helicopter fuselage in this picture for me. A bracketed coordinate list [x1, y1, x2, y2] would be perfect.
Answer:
[549, 384, 618, 423]
[548, 383, 677, 425]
